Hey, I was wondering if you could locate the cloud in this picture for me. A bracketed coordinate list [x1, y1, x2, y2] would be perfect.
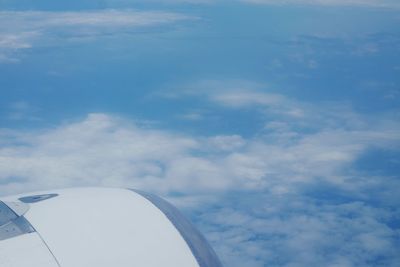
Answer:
[100, 0, 400, 8]
[0, 110, 398, 195]
[194, 194, 400, 267]
[177, 110, 207, 121]
[1, 88, 399, 266]
[240, 0, 400, 8]
[67, 0, 400, 8]
[0, 10, 189, 29]
[207, 135, 246, 151]
[0, 111, 399, 266]
[160, 79, 383, 131]
[160, 80, 308, 119]
[114, 0, 214, 3]
[0, 10, 192, 62]
[211, 90, 285, 108]
[5, 101, 41, 121]
[0, 32, 38, 63]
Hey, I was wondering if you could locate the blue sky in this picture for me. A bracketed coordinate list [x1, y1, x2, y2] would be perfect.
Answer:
[0, 1, 399, 266]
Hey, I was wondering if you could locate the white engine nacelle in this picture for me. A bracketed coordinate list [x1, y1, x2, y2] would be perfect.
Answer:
[0, 187, 222, 267]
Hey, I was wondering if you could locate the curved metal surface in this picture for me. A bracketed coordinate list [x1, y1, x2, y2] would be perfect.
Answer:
[0, 201, 16, 227]
[5, 201, 30, 216]
[0, 201, 35, 241]
[131, 189, 223, 267]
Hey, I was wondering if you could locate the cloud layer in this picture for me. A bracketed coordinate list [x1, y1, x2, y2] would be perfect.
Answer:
[1, 109, 398, 196]
[1, 91, 399, 266]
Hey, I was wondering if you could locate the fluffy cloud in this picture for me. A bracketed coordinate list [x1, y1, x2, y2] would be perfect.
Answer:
[194, 194, 400, 267]
[0, 95, 399, 266]
[1, 111, 398, 196]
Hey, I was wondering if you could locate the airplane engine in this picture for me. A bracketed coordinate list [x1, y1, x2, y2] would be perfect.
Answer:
[0, 187, 223, 267]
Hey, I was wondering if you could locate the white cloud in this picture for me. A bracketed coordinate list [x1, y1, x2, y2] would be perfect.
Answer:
[92, 0, 400, 8]
[0, 110, 398, 196]
[207, 135, 247, 151]
[211, 90, 284, 108]
[0, 32, 35, 50]
[0, 109, 399, 267]
[162, 80, 380, 130]
[114, 0, 214, 3]
[0, 10, 192, 62]
[0, 10, 189, 28]
[161, 80, 310, 119]
[177, 110, 206, 121]
[197, 199, 400, 267]
[1, 83, 399, 267]
[0, 31, 38, 63]
[199, 81, 275, 105]
[241, 0, 400, 8]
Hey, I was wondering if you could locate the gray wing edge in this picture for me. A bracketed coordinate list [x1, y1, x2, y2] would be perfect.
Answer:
[0, 201, 35, 241]
[129, 189, 223, 267]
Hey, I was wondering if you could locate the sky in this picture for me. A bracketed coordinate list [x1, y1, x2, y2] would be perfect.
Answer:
[0, 1, 400, 266]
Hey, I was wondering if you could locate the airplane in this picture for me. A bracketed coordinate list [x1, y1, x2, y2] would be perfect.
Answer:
[0, 187, 223, 267]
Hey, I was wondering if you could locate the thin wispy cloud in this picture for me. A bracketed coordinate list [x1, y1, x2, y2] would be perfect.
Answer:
[88, 0, 400, 8]
[160, 80, 380, 128]
[159, 80, 291, 111]
[0, 10, 190, 28]
[241, 0, 400, 8]
[6, 101, 41, 121]
[0, 10, 192, 62]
